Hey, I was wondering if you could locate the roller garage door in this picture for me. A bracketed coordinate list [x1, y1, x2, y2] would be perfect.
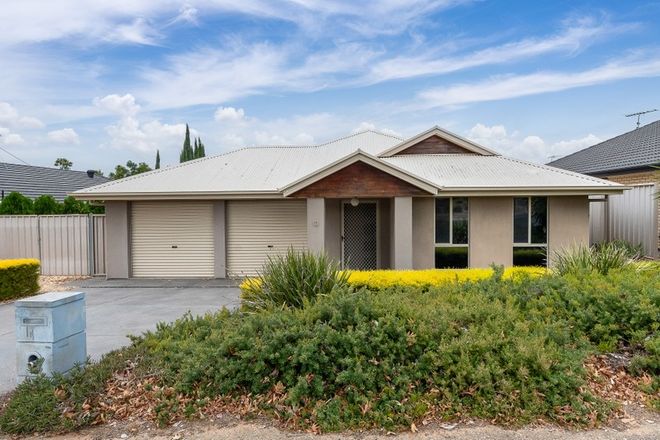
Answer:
[226, 200, 307, 277]
[131, 201, 214, 277]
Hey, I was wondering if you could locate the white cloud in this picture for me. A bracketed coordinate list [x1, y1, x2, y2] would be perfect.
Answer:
[214, 106, 246, 122]
[93, 94, 141, 117]
[47, 128, 80, 144]
[351, 121, 401, 137]
[418, 56, 660, 108]
[0, 127, 25, 145]
[105, 18, 160, 45]
[467, 123, 601, 163]
[0, 102, 44, 128]
[368, 17, 634, 83]
[93, 93, 190, 153]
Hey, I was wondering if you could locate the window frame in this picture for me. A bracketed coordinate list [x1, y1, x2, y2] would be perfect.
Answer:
[512, 196, 548, 247]
[435, 197, 469, 247]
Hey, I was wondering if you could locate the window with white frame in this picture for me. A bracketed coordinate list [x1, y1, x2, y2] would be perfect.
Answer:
[513, 196, 547, 266]
[435, 197, 468, 268]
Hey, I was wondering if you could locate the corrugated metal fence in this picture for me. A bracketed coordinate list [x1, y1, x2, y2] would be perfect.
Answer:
[0, 214, 106, 275]
[590, 184, 659, 258]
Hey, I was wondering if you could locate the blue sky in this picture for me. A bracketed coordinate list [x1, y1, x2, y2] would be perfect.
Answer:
[1, 0, 659, 173]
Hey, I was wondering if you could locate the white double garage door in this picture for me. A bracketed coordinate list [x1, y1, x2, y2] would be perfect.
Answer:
[131, 200, 307, 278]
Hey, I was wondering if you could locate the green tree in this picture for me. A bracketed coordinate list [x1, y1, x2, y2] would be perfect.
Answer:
[62, 196, 90, 214]
[32, 195, 61, 215]
[155, 150, 160, 169]
[0, 192, 33, 215]
[54, 158, 73, 170]
[179, 124, 194, 163]
[197, 137, 206, 158]
[109, 164, 129, 180]
[193, 137, 200, 159]
[109, 161, 152, 180]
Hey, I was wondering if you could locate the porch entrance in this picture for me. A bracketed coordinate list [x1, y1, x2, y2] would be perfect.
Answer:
[342, 201, 378, 269]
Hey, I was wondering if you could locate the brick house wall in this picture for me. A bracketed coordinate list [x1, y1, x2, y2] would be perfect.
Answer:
[595, 169, 660, 251]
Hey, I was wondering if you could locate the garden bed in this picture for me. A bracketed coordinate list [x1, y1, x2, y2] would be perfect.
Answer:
[1, 262, 658, 435]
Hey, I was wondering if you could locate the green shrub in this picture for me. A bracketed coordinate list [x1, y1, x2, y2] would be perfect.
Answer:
[0, 259, 40, 301]
[145, 284, 606, 431]
[32, 195, 62, 215]
[552, 242, 642, 276]
[594, 240, 644, 259]
[0, 192, 33, 215]
[240, 249, 349, 312]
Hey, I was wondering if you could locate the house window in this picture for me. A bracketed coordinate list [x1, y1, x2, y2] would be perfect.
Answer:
[513, 196, 547, 266]
[435, 197, 468, 268]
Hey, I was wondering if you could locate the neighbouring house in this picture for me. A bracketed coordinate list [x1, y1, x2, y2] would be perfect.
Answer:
[73, 127, 626, 279]
[548, 120, 660, 255]
[0, 162, 109, 201]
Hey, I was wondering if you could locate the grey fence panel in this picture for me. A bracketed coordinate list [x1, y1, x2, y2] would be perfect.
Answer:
[0, 214, 106, 275]
[0, 216, 40, 259]
[39, 215, 89, 276]
[589, 184, 658, 258]
[92, 214, 106, 275]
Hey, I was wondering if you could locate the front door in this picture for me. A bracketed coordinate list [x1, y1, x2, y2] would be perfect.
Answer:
[342, 201, 378, 269]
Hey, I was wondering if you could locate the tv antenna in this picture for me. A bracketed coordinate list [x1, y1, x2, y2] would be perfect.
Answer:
[625, 109, 657, 128]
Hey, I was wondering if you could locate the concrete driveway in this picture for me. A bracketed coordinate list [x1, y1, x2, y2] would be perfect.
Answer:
[0, 286, 240, 394]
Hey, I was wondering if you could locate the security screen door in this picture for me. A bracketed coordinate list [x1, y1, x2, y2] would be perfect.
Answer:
[342, 202, 378, 269]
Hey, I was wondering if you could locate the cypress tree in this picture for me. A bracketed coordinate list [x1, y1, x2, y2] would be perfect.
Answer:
[198, 138, 206, 158]
[180, 124, 193, 163]
[193, 137, 200, 159]
[155, 150, 161, 169]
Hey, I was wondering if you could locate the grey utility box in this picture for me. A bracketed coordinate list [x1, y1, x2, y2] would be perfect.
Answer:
[15, 291, 86, 382]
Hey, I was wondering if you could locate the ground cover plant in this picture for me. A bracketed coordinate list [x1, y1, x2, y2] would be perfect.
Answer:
[1, 259, 658, 435]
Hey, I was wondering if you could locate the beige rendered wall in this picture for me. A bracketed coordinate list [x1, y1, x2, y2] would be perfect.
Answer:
[547, 195, 590, 264]
[412, 197, 434, 269]
[392, 197, 413, 269]
[468, 197, 513, 267]
[105, 201, 130, 279]
[214, 201, 226, 278]
[324, 199, 342, 263]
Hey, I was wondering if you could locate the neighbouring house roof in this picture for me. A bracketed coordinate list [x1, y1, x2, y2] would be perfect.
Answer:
[0, 162, 109, 201]
[74, 128, 625, 200]
[547, 120, 660, 175]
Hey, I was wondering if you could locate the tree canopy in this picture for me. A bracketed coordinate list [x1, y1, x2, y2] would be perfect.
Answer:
[54, 158, 73, 170]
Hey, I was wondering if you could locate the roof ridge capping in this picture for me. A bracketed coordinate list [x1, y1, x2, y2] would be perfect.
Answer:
[379, 126, 500, 157]
[280, 149, 441, 196]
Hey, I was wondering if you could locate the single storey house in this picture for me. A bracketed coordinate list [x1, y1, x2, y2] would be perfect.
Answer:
[1, 162, 108, 201]
[548, 120, 660, 254]
[74, 127, 626, 279]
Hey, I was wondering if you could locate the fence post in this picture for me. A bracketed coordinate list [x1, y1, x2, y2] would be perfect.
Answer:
[87, 214, 94, 276]
[37, 216, 43, 274]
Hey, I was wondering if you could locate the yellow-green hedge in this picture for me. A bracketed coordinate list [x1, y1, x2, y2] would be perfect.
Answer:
[0, 259, 40, 301]
[347, 267, 546, 290]
[240, 266, 546, 292]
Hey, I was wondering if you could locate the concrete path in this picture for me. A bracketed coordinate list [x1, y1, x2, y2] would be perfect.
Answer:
[0, 286, 240, 394]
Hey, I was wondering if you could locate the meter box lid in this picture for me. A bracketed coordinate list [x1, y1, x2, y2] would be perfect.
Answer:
[15, 291, 84, 308]
[15, 291, 85, 343]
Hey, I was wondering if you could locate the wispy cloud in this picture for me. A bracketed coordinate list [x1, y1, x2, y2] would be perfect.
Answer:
[417, 55, 660, 108]
[367, 17, 636, 82]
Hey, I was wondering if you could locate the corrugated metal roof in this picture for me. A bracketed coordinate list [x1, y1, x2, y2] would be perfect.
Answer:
[384, 155, 618, 189]
[547, 120, 660, 174]
[74, 129, 623, 198]
[0, 162, 109, 201]
[75, 131, 403, 195]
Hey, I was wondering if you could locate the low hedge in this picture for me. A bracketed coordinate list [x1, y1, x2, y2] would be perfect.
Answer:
[240, 266, 547, 293]
[346, 266, 546, 290]
[0, 258, 40, 301]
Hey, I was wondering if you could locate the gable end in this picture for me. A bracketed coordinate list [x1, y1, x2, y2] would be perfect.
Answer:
[290, 161, 431, 198]
[394, 135, 477, 155]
